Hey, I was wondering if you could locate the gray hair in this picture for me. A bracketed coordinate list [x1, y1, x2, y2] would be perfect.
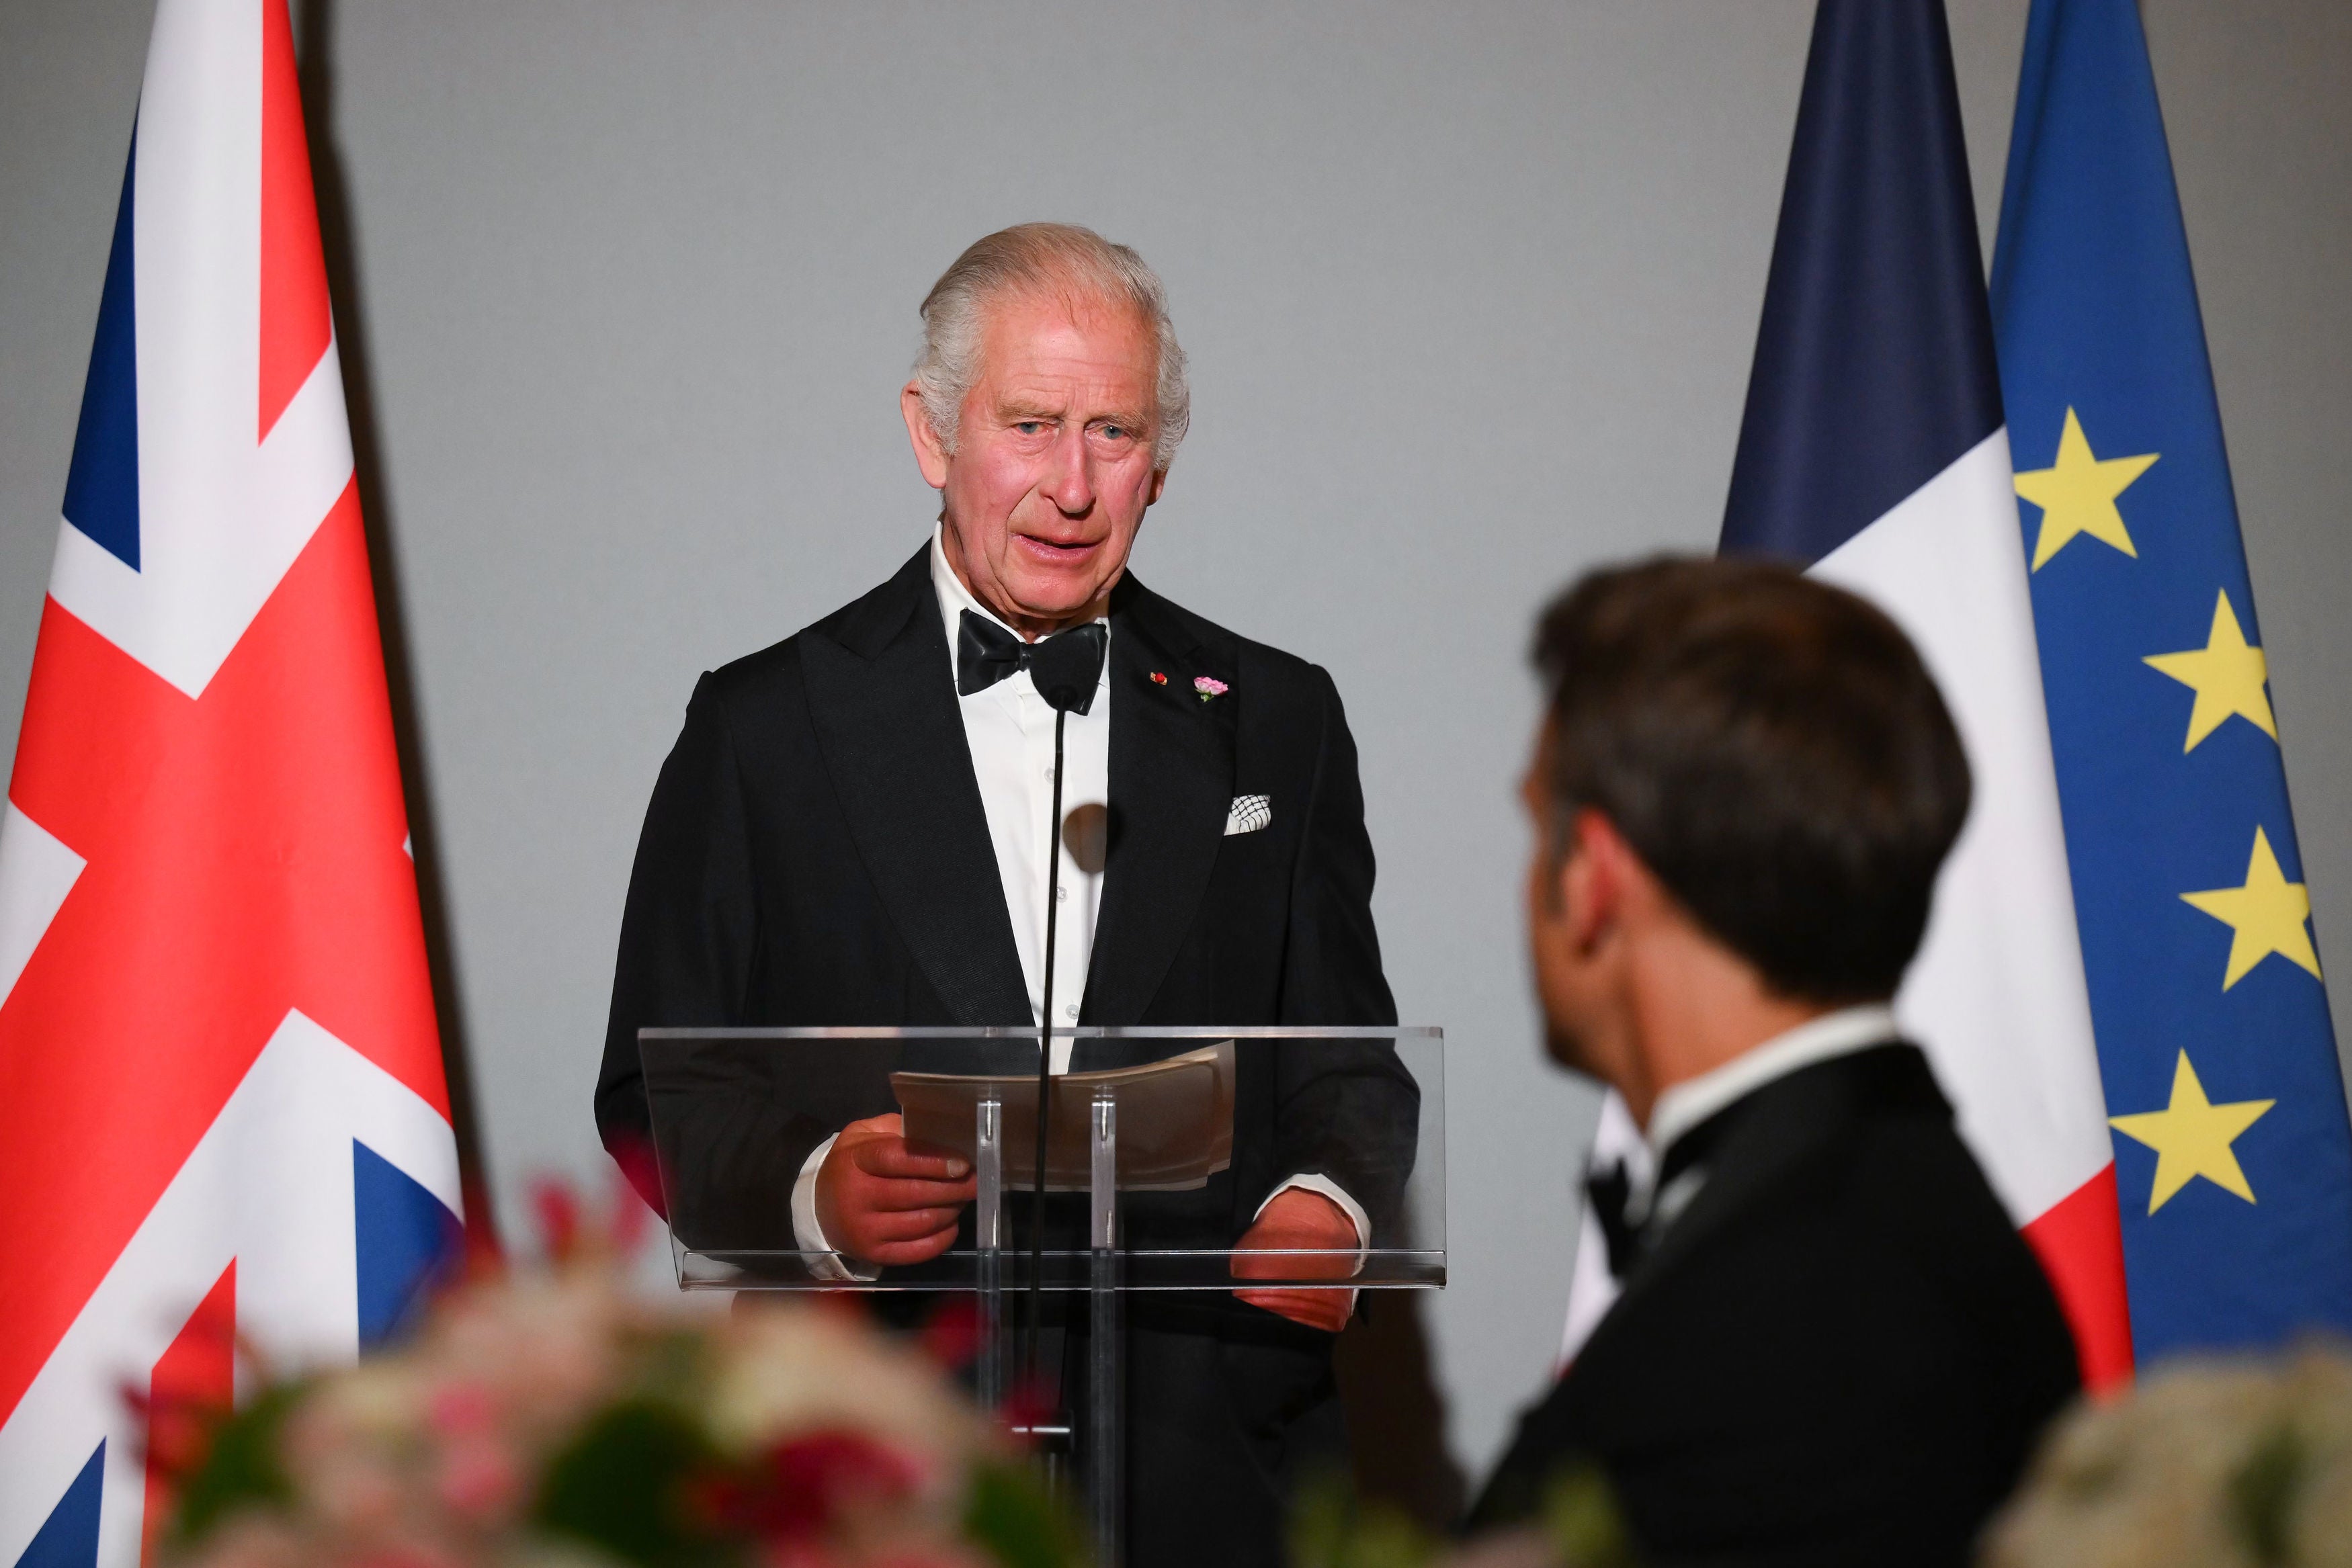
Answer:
[913, 222, 1190, 469]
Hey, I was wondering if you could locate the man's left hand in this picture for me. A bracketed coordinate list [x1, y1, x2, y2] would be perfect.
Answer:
[1232, 1187, 1359, 1334]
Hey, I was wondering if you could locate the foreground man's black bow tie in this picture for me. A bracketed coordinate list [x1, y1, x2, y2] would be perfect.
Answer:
[957, 611, 1107, 714]
[1585, 1159, 1642, 1278]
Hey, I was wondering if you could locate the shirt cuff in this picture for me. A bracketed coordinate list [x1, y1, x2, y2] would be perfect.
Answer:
[1255, 1173, 1371, 1275]
[791, 1133, 880, 1284]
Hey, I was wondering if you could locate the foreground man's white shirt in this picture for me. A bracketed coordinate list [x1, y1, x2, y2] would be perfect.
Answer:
[790, 527, 1368, 1275]
[1636, 1003, 1901, 1237]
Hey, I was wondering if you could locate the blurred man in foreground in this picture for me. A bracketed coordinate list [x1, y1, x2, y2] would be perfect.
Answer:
[1470, 558, 2081, 1565]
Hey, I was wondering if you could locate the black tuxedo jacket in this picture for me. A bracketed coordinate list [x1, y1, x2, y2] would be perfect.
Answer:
[594, 545, 1413, 1568]
[1468, 1043, 2078, 1567]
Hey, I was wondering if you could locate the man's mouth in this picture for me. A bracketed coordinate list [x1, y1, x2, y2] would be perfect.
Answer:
[1015, 533, 1098, 562]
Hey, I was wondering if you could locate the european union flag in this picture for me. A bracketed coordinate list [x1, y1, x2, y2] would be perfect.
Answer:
[1991, 0, 2352, 1359]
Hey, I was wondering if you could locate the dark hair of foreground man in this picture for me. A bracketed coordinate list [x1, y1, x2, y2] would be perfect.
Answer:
[1531, 556, 1971, 1003]
[1472, 558, 2081, 1567]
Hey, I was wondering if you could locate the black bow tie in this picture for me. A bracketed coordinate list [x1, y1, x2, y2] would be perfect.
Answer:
[956, 611, 1107, 715]
[1585, 1108, 1741, 1278]
[1585, 1160, 1643, 1278]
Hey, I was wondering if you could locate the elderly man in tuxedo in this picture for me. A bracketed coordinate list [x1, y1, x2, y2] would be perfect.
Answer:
[594, 224, 1410, 1568]
[1470, 559, 2079, 1565]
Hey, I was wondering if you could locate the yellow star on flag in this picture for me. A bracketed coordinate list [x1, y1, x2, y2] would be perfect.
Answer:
[2013, 407, 2160, 570]
[2144, 590, 2277, 752]
[2181, 826, 2322, 989]
[2109, 1051, 2273, 1213]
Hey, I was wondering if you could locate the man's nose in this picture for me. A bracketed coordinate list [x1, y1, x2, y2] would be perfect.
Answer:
[1040, 425, 1095, 517]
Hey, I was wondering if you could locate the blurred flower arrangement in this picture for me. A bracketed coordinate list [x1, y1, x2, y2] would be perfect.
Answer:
[1982, 1339, 2352, 1568]
[1289, 1465, 1638, 1568]
[151, 1178, 1079, 1568]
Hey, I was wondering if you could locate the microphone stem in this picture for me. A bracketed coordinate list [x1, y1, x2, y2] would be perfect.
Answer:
[1027, 707, 1066, 1389]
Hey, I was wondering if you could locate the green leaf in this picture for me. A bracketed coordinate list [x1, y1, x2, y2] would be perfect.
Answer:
[2226, 1421, 2304, 1568]
[964, 1460, 1086, 1568]
[1538, 1461, 1640, 1568]
[532, 1399, 730, 1568]
[1287, 1471, 1437, 1568]
[166, 1384, 302, 1551]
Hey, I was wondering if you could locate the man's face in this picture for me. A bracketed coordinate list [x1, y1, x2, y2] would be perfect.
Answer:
[905, 288, 1167, 636]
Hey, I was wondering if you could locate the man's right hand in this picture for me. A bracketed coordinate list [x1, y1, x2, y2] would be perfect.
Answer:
[814, 1113, 976, 1266]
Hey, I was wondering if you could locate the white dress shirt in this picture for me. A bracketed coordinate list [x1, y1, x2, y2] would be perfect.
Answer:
[929, 527, 1112, 1058]
[791, 527, 1367, 1269]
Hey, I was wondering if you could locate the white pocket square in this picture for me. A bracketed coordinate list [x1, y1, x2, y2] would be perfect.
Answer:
[1224, 794, 1272, 836]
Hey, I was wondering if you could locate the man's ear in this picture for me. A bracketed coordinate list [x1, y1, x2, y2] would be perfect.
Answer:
[1562, 808, 1632, 956]
[902, 382, 951, 489]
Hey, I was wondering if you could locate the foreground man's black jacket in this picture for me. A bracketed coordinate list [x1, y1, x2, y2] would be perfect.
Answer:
[1470, 1043, 2079, 1567]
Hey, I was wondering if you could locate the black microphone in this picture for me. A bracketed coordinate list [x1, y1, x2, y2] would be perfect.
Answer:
[1020, 623, 1107, 1388]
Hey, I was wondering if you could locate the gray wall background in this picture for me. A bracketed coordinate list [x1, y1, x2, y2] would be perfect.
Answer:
[4, 0, 2349, 1488]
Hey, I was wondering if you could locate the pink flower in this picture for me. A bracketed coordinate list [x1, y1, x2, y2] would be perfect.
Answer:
[1192, 676, 1228, 702]
[918, 1297, 982, 1372]
[699, 1429, 923, 1541]
[426, 1383, 497, 1437]
[529, 1179, 582, 1260]
[434, 1439, 523, 1519]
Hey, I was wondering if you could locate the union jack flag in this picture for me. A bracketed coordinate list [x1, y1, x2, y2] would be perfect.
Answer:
[0, 5, 460, 1564]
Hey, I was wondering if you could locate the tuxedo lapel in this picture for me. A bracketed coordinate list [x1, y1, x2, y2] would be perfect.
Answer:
[1593, 1043, 1921, 1344]
[1079, 576, 1236, 1042]
[800, 549, 1032, 1026]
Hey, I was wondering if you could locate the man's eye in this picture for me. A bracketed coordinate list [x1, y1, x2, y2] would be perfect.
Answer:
[1015, 421, 1045, 436]
[1098, 425, 1129, 441]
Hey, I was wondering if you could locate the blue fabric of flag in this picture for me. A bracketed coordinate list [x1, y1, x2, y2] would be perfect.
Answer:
[353, 1140, 461, 1347]
[1991, 0, 2352, 1358]
[60, 134, 140, 573]
[9, 1442, 102, 1568]
[1720, 0, 2001, 564]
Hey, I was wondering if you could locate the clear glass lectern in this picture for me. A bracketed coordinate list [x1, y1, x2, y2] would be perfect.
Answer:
[638, 1026, 1443, 1566]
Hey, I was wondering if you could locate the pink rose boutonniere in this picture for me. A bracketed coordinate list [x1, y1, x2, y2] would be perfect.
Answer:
[1193, 676, 1228, 703]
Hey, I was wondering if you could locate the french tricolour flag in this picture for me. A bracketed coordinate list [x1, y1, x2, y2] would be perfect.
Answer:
[1564, 0, 2133, 1390]
[0, 5, 462, 1565]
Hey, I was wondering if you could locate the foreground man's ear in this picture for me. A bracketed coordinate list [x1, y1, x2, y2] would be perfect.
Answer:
[1563, 808, 1634, 959]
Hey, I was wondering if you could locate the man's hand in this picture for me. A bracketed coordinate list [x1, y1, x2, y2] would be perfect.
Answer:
[1231, 1186, 1360, 1334]
[814, 1113, 976, 1267]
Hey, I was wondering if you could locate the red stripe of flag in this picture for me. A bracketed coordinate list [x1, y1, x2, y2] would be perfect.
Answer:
[257, 0, 330, 443]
